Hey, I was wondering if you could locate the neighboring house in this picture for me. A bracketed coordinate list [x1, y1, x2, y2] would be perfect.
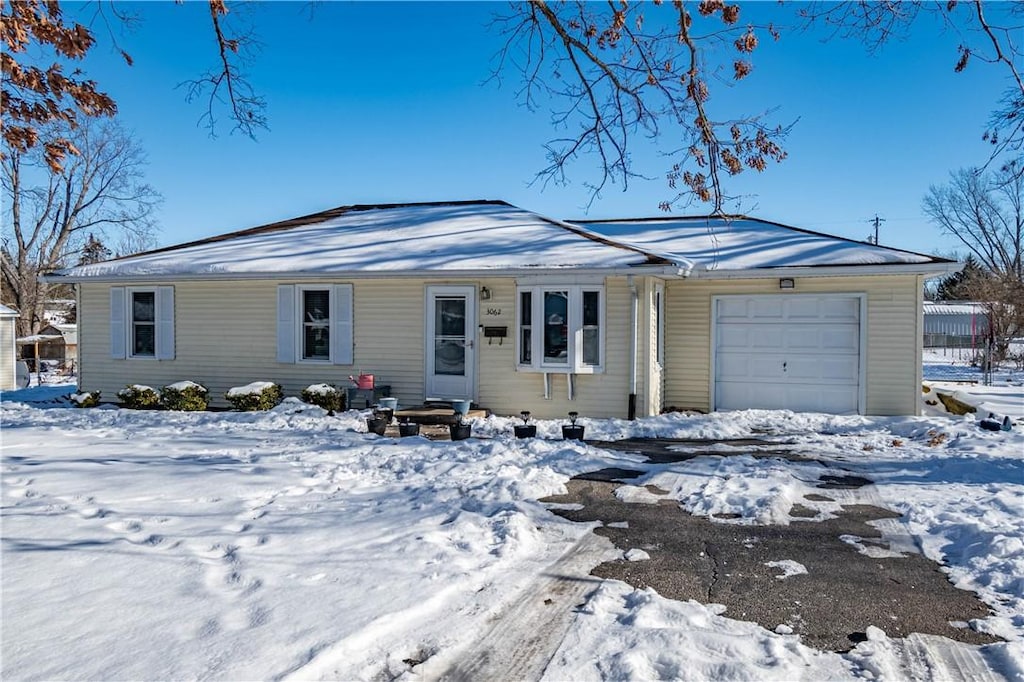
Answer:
[0, 305, 19, 391]
[45, 200, 958, 417]
[54, 323, 78, 368]
[922, 301, 989, 349]
[17, 324, 69, 370]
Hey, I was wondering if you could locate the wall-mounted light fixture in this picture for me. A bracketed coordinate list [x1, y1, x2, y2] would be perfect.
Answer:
[480, 286, 491, 300]
[779, 278, 795, 290]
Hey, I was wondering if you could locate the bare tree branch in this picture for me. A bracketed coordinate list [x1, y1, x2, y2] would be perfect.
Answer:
[800, 1, 1024, 176]
[181, 0, 267, 139]
[492, 1, 790, 211]
[1, 119, 161, 336]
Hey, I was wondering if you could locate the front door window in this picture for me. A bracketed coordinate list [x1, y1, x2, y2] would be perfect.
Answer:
[434, 297, 466, 376]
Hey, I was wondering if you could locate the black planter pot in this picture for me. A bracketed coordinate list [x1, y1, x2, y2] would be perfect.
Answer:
[449, 423, 472, 441]
[561, 424, 585, 441]
[398, 422, 420, 437]
[514, 424, 537, 439]
[366, 416, 388, 436]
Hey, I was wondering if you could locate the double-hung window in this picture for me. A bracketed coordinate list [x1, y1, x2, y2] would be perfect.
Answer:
[276, 283, 353, 365]
[130, 290, 156, 357]
[301, 288, 331, 361]
[517, 284, 604, 373]
[110, 286, 175, 360]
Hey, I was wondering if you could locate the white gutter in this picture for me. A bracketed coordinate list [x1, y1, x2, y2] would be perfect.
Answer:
[41, 264, 688, 285]
[689, 262, 962, 279]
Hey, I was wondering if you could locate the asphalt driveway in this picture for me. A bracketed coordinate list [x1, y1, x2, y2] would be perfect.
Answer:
[540, 440, 1000, 653]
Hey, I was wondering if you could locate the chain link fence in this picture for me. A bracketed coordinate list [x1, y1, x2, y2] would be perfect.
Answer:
[924, 337, 1024, 385]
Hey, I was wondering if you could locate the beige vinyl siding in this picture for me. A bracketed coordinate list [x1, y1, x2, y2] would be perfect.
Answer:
[81, 279, 431, 408]
[0, 317, 16, 390]
[664, 274, 922, 416]
[80, 277, 644, 417]
[476, 276, 636, 419]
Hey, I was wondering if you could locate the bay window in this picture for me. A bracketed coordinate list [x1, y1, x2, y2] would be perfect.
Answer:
[517, 284, 604, 372]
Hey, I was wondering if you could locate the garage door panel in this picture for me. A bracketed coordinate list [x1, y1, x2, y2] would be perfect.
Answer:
[821, 357, 859, 381]
[717, 353, 786, 380]
[717, 326, 753, 349]
[786, 297, 822, 319]
[752, 298, 784, 319]
[713, 295, 862, 415]
[717, 298, 751, 320]
[751, 327, 784, 349]
[821, 328, 859, 351]
[821, 297, 860, 320]
[786, 328, 821, 349]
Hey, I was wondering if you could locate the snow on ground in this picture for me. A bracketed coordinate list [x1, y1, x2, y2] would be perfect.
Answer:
[2, 383, 1023, 680]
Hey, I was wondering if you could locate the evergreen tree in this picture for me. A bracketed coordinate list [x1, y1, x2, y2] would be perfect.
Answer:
[78, 234, 112, 266]
[934, 256, 989, 300]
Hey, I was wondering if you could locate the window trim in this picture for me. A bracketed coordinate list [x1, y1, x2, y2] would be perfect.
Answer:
[296, 284, 333, 364]
[127, 287, 158, 360]
[516, 284, 605, 374]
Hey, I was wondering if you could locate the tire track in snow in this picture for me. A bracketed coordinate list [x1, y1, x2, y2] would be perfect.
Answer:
[885, 633, 1008, 681]
[434, 531, 617, 682]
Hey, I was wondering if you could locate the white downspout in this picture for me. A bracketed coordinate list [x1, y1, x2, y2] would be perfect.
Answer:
[628, 275, 638, 420]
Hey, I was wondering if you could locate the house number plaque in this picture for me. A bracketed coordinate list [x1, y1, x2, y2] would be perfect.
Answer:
[484, 308, 502, 316]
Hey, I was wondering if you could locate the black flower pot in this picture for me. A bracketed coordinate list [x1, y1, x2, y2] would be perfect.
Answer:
[398, 422, 420, 437]
[449, 423, 472, 441]
[514, 424, 537, 439]
[366, 416, 388, 436]
[561, 424, 585, 441]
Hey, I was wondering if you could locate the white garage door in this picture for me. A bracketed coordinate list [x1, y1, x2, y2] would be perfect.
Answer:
[714, 294, 862, 414]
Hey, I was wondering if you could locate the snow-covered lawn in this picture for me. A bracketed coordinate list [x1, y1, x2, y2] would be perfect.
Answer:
[2, 385, 1022, 680]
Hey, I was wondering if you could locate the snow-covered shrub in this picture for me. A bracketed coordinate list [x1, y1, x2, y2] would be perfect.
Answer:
[225, 381, 283, 411]
[117, 384, 161, 409]
[300, 383, 346, 412]
[70, 390, 101, 408]
[161, 381, 209, 411]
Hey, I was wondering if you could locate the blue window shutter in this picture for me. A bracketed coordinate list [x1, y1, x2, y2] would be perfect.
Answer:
[156, 286, 175, 360]
[110, 287, 126, 359]
[332, 284, 353, 365]
[277, 285, 296, 363]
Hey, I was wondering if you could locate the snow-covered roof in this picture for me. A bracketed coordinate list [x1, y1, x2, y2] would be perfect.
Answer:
[574, 216, 951, 272]
[923, 301, 988, 316]
[48, 201, 955, 282]
[50, 201, 668, 280]
[0, 304, 19, 318]
[54, 324, 77, 344]
[16, 334, 62, 344]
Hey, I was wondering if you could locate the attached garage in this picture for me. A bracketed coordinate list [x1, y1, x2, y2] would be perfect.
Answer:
[712, 294, 864, 414]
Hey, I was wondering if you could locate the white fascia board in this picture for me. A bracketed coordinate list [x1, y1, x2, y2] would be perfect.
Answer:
[41, 264, 688, 284]
[689, 261, 962, 280]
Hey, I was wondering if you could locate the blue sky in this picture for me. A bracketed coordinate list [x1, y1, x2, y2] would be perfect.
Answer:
[68, 1, 1013, 256]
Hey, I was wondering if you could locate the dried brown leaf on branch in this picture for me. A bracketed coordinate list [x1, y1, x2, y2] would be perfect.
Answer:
[1, 0, 117, 172]
[492, 0, 791, 212]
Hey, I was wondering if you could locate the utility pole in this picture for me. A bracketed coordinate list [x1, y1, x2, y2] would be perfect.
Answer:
[867, 215, 885, 245]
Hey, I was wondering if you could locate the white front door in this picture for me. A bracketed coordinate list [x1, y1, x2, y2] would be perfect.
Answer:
[713, 294, 864, 414]
[426, 286, 476, 401]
